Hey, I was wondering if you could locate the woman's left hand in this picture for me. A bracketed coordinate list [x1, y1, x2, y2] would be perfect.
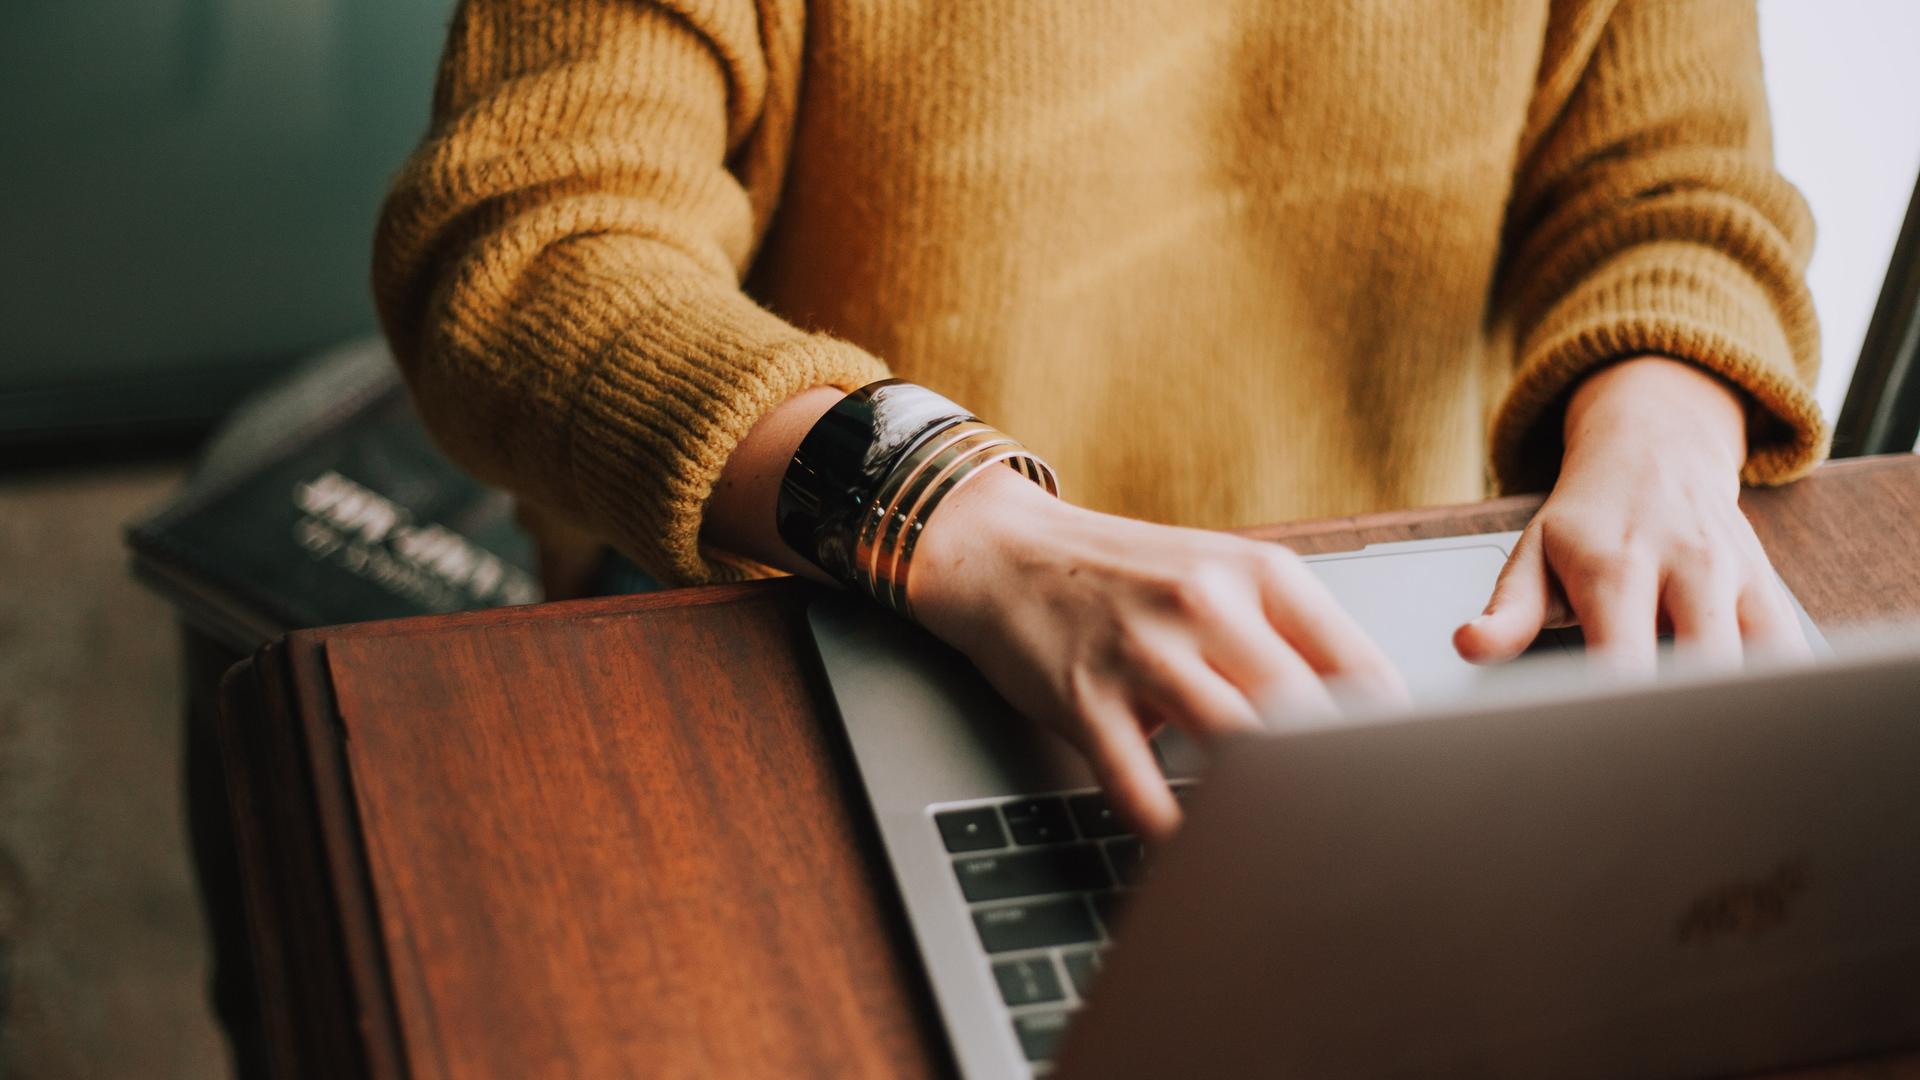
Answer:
[1454, 355, 1810, 673]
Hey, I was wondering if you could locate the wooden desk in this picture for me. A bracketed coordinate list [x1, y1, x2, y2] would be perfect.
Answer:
[218, 455, 1920, 1079]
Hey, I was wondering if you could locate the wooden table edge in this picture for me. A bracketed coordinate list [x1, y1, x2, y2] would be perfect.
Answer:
[218, 638, 409, 1079]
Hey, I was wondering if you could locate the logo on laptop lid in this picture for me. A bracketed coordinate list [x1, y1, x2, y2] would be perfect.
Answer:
[1677, 861, 1807, 944]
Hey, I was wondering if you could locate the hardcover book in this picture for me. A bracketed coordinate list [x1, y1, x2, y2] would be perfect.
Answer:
[127, 339, 541, 651]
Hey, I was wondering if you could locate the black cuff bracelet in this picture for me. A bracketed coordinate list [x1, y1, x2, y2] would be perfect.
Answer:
[776, 380, 975, 584]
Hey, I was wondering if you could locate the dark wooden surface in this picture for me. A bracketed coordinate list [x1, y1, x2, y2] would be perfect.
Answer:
[219, 454, 1920, 1079]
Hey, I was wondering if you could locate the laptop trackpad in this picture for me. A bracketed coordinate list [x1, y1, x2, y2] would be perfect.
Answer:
[1304, 542, 1529, 701]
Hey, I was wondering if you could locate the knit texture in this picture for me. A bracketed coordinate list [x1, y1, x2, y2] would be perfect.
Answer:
[374, 0, 1825, 586]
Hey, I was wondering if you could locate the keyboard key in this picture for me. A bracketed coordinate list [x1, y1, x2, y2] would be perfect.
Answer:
[953, 844, 1110, 902]
[1067, 792, 1127, 838]
[1001, 797, 1073, 845]
[974, 898, 1100, 953]
[935, 807, 1008, 853]
[1061, 948, 1101, 999]
[1090, 890, 1124, 936]
[1104, 837, 1144, 886]
[1014, 1010, 1072, 1063]
[992, 957, 1064, 1006]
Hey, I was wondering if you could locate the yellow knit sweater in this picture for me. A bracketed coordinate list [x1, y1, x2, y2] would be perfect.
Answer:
[374, 0, 1825, 586]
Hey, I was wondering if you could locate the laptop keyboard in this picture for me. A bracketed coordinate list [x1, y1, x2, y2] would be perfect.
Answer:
[931, 784, 1190, 1074]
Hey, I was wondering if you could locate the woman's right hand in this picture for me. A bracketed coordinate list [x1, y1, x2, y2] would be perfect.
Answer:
[907, 467, 1407, 840]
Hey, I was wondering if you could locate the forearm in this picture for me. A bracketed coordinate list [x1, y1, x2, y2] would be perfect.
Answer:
[701, 386, 846, 581]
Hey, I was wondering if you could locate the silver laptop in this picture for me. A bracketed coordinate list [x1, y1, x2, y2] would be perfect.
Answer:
[805, 532, 1908, 1078]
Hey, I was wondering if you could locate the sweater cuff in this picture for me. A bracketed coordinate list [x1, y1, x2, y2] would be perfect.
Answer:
[568, 296, 890, 586]
[1490, 240, 1828, 494]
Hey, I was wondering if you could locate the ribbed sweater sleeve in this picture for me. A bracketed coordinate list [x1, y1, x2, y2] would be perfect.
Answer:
[1490, 0, 1826, 493]
[373, 0, 888, 585]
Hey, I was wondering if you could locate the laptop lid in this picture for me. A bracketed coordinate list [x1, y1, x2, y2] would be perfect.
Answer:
[1059, 638, 1920, 1078]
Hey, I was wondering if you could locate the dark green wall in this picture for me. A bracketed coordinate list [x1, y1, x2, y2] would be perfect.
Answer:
[0, 0, 455, 439]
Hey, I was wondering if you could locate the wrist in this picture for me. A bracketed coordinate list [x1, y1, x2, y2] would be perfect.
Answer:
[771, 379, 1057, 612]
[1563, 356, 1746, 474]
[906, 464, 1064, 622]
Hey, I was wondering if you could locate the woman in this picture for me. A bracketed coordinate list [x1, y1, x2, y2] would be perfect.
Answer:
[374, 0, 1825, 837]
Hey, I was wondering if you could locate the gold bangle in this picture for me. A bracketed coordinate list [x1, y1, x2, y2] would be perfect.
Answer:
[854, 422, 1001, 606]
[870, 432, 1021, 608]
[844, 415, 1056, 617]
[890, 448, 1056, 618]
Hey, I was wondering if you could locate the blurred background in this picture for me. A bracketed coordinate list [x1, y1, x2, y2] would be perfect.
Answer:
[1, 2, 1916, 1077]
[1, 2, 458, 1076]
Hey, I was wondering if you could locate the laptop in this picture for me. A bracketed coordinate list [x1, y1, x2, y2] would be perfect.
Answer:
[804, 532, 1912, 1078]
[1055, 630, 1920, 1078]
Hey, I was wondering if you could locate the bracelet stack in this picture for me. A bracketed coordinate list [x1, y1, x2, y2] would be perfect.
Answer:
[776, 380, 1058, 618]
